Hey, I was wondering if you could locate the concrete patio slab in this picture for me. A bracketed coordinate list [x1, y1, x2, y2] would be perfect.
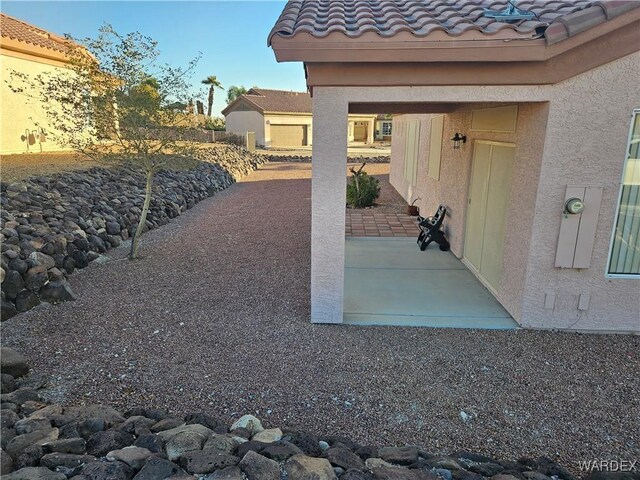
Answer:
[344, 237, 518, 329]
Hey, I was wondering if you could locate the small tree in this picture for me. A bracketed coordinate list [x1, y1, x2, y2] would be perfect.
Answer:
[202, 75, 223, 117]
[7, 24, 202, 259]
[346, 163, 380, 208]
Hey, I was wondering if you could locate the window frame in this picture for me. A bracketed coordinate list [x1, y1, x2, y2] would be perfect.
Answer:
[381, 121, 392, 136]
[605, 108, 640, 279]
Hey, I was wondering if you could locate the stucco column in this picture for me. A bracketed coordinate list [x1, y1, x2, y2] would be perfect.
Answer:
[367, 118, 375, 144]
[311, 89, 348, 323]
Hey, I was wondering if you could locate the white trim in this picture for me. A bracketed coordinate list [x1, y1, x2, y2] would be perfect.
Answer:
[605, 108, 640, 279]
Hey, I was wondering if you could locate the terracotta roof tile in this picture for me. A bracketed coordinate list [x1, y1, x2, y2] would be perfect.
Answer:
[268, 0, 640, 45]
[224, 88, 312, 115]
[0, 13, 79, 54]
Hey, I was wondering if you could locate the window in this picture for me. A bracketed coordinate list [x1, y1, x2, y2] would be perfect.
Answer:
[381, 121, 392, 136]
[607, 109, 640, 277]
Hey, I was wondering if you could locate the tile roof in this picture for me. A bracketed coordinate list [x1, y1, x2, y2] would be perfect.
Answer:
[0, 13, 78, 54]
[229, 88, 312, 114]
[268, 0, 640, 45]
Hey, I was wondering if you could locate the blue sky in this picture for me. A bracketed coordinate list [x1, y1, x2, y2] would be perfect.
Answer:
[1, 1, 306, 117]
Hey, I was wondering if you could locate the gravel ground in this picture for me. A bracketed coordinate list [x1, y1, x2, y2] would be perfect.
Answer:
[1, 162, 638, 474]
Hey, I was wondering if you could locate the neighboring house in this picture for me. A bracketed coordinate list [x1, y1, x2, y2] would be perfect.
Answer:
[269, 1, 640, 333]
[0, 13, 82, 154]
[375, 115, 392, 142]
[222, 88, 376, 147]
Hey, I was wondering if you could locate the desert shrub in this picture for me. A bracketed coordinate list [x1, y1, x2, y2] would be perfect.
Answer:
[347, 163, 380, 208]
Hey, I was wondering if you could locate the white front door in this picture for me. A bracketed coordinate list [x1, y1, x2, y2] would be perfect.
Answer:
[464, 141, 515, 292]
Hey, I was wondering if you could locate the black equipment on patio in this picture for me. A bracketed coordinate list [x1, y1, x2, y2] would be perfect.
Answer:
[417, 204, 450, 251]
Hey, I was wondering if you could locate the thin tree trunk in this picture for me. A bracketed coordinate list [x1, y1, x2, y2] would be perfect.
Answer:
[207, 86, 213, 117]
[129, 169, 153, 260]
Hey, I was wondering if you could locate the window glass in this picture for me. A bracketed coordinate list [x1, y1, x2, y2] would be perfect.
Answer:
[608, 110, 640, 276]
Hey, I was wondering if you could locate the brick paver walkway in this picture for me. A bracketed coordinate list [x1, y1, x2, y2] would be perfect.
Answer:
[346, 212, 419, 237]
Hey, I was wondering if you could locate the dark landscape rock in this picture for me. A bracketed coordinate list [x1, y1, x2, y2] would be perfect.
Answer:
[378, 446, 420, 466]
[14, 444, 44, 469]
[39, 452, 96, 469]
[5, 428, 58, 458]
[80, 459, 135, 480]
[285, 454, 337, 480]
[260, 441, 303, 462]
[1, 388, 41, 405]
[1, 374, 16, 393]
[106, 446, 152, 470]
[326, 446, 366, 471]
[178, 448, 240, 474]
[238, 450, 280, 479]
[1, 448, 13, 475]
[1, 466, 67, 480]
[207, 466, 244, 479]
[86, 429, 135, 457]
[37, 280, 76, 304]
[13, 417, 51, 435]
[0, 348, 29, 378]
[43, 437, 86, 454]
[133, 456, 186, 479]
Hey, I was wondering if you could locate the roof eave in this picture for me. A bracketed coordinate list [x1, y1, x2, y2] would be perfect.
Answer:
[270, 8, 640, 64]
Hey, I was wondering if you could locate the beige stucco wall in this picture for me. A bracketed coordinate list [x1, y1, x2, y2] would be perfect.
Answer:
[1, 53, 70, 154]
[310, 51, 639, 332]
[390, 104, 548, 322]
[520, 52, 640, 333]
[264, 113, 313, 147]
[225, 110, 265, 146]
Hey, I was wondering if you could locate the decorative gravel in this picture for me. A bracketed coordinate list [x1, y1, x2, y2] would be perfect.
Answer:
[1, 162, 638, 474]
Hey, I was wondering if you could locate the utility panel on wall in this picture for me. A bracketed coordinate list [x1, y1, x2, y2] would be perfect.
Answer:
[555, 186, 604, 269]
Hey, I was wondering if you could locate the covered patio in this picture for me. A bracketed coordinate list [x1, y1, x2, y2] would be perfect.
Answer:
[269, 1, 640, 332]
[344, 237, 517, 329]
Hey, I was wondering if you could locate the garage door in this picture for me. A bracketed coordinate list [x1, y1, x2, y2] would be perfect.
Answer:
[270, 125, 307, 147]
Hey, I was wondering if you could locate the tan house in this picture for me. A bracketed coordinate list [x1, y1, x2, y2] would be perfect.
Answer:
[222, 88, 376, 147]
[269, 0, 640, 333]
[0, 13, 82, 154]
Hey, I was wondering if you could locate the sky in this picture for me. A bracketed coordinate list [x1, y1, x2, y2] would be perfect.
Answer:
[1, 1, 306, 117]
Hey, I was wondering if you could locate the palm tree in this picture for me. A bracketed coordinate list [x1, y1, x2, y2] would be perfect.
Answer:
[202, 75, 223, 117]
[226, 85, 247, 104]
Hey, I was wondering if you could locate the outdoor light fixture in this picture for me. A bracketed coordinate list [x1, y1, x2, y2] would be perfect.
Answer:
[451, 132, 467, 149]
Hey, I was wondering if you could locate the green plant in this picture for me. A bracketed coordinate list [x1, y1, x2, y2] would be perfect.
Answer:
[347, 163, 380, 208]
